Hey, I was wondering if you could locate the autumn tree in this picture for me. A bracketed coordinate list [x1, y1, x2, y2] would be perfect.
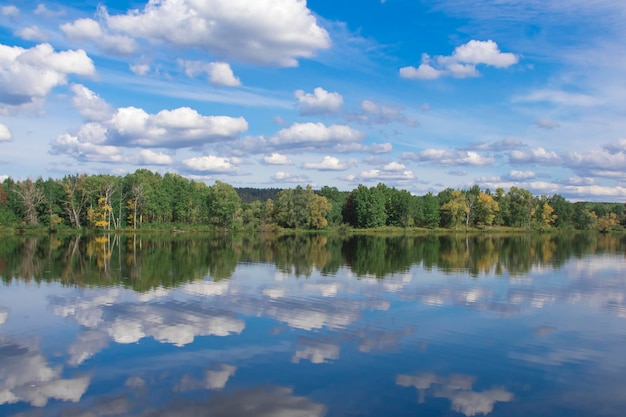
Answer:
[441, 190, 468, 230]
[475, 192, 499, 227]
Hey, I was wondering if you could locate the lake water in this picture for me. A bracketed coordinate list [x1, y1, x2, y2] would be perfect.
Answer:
[1, 233, 626, 416]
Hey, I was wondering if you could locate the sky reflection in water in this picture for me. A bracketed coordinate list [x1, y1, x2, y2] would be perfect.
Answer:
[1, 235, 626, 416]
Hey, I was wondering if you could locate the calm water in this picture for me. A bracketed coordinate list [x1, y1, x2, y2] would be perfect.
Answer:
[1, 233, 626, 416]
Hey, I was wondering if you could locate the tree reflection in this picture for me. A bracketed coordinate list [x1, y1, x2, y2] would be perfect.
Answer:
[1, 233, 624, 289]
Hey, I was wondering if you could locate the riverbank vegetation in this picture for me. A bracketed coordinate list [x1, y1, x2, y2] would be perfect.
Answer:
[0, 169, 624, 234]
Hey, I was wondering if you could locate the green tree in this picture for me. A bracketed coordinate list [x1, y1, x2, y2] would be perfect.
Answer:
[344, 184, 387, 228]
[207, 181, 241, 229]
[417, 193, 439, 228]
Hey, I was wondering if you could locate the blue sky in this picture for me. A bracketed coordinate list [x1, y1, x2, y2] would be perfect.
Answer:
[0, 0, 625, 201]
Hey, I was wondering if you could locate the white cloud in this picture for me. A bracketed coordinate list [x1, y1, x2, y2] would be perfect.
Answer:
[270, 122, 364, 149]
[295, 87, 343, 115]
[130, 63, 150, 75]
[403, 149, 495, 166]
[400, 40, 517, 80]
[34, 4, 63, 17]
[507, 170, 536, 180]
[272, 171, 310, 183]
[264, 153, 292, 165]
[2, 5, 19, 16]
[303, 156, 347, 171]
[15, 25, 48, 41]
[354, 169, 415, 182]
[509, 147, 561, 165]
[60, 18, 137, 56]
[400, 58, 443, 80]
[137, 149, 173, 165]
[563, 145, 626, 178]
[383, 162, 406, 171]
[0, 123, 11, 141]
[102, 0, 331, 67]
[105, 106, 248, 148]
[0, 43, 95, 109]
[182, 155, 238, 173]
[70, 84, 113, 121]
[0, 307, 8, 324]
[447, 39, 518, 67]
[180, 60, 241, 87]
[50, 123, 125, 163]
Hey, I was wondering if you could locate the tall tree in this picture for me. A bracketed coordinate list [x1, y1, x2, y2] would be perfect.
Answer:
[441, 190, 468, 230]
[207, 181, 241, 229]
[15, 179, 45, 226]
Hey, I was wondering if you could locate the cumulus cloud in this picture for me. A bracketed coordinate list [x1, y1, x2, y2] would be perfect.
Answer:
[182, 155, 239, 173]
[400, 40, 518, 80]
[51, 127, 124, 163]
[303, 156, 348, 171]
[0, 123, 11, 141]
[272, 171, 310, 183]
[53, 105, 248, 156]
[2, 5, 19, 16]
[15, 25, 48, 41]
[0, 43, 95, 109]
[507, 170, 536, 180]
[264, 153, 292, 165]
[270, 122, 364, 149]
[295, 87, 343, 115]
[60, 18, 137, 56]
[101, 0, 331, 67]
[137, 149, 173, 165]
[349, 100, 417, 126]
[403, 149, 495, 166]
[180, 60, 241, 87]
[563, 143, 626, 179]
[130, 63, 150, 75]
[509, 147, 561, 165]
[356, 169, 415, 181]
[70, 84, 113, 121]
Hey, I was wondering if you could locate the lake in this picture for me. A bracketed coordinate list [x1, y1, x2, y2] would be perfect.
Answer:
[1, 233, 625, 416]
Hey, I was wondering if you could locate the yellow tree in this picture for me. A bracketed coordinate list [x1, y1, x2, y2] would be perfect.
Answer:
[441, 190, 468, 230]
[310, 194, 331, 229]
[475, 192, 500, 227]
[87, 197, 112, 229]
[541, 201, 557, 228]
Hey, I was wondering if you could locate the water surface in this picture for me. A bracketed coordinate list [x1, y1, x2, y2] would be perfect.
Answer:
[1, 233, 625, 416]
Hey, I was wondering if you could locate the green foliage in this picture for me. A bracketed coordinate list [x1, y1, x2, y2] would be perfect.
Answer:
[0, 171, 622, 232]
[207, 181, 242, 229]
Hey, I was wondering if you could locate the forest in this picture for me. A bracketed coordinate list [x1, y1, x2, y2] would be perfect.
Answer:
[0, 169, 624, 232]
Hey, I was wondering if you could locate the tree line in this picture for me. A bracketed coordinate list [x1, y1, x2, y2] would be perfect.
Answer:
[0, 169, 624, 232]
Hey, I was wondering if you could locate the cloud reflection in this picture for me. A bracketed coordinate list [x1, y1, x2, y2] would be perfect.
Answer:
[396, 372, 513, 416]
[0, 338, 90, 407]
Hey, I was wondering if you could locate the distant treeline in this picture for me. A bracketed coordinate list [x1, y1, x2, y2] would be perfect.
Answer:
[0, 169, 624, 232]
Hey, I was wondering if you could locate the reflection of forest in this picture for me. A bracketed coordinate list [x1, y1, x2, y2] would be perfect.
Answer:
[0, 233, 624, 289]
